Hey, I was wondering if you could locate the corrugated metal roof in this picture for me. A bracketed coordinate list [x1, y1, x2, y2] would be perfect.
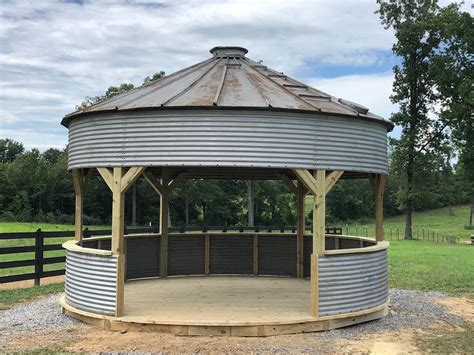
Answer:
[62, 46, 393, 130]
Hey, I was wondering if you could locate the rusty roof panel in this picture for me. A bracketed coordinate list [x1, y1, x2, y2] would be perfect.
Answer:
[62, 46, 393, 130]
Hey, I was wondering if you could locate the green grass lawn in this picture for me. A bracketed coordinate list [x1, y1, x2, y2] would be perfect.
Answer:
[388, 240, 474, 298]
[0, 222, 109, 233]
[303, 202, 472, 240]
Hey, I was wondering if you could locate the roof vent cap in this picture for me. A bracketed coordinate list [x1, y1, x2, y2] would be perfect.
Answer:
[210, 46, 248, 58]
[338, 98, 369, 114]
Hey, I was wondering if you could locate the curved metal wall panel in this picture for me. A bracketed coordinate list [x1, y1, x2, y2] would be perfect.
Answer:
[65, 251, 117, 316]
[318, 250, 388, 317]
[67, 110, 388, 174]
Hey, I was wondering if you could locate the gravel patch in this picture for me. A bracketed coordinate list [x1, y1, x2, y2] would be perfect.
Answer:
[314, 288, 465, 341]
[0, 289, 466, 348]
[0, 294, 84, 347]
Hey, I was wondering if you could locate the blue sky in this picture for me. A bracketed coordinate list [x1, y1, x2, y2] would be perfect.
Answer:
[0, 0, 434, 150]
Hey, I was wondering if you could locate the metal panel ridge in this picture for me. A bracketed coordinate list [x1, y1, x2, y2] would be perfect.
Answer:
[64, 251, 117, 315]
[67, 110, 388, 174]
[318, 249, 388, 317]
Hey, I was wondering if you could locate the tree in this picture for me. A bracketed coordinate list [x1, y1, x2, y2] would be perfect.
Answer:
[76, 83, 135, 110]
[431, 5, 474, 227]
[0, 138, 24, 163]
[377, 0, 452, 239]
[143, 71, 165, 84]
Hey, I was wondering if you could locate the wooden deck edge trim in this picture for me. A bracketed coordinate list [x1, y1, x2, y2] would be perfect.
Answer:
[60, 295, 388, 337]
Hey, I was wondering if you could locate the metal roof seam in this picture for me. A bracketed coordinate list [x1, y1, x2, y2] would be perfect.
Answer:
[161, 57, 224, 107]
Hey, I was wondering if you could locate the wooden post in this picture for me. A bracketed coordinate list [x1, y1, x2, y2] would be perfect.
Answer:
[204, 234, 210, 275]
[72, 169, 84, 241]
[253, 234, 259, 275]
[111, 168, 125, 254]
[111, 167, 125, 317]
[375, 174, 386, 242]
[311, 169, 326, 318]
[296, 180, 305, 278]
[34, 228, 43, 286]
[313, 170, 326, 255]
[97, 166, 144, 318]
[160, 168, 170, 277]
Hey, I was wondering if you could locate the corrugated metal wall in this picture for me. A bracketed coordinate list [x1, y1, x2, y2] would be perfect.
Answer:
[126, 237, 160, 280]
[318, 249, 388, 316]
[68, 110, 388, 174]
[258, 235, 296, 276]
[209, 235, 253, 274]
[303, 236, 336, 277]
[65, 251, 117, 315]
[168, 235, 205, 275]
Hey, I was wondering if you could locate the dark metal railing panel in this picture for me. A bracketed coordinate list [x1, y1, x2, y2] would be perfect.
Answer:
[258, 235, 297, 276]
[209, 235, 253, 275]
[168, 235, 205, 276]
[126, 237, 160, 280]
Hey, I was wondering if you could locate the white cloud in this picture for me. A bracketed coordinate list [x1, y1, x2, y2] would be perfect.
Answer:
[308, 73, 397, 119]
[0, 0, 400, 149]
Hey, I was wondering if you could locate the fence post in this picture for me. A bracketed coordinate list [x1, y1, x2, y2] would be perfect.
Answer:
[397, 226, 399, 240]
[34, 228, 44, 286]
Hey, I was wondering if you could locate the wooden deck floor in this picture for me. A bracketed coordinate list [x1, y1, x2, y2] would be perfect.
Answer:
[122, 276, 312, 325]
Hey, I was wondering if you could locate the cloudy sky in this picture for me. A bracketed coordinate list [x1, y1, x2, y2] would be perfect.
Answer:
[0, 0, 414, 150]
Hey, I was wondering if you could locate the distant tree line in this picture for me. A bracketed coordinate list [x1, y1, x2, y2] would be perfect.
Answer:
[0, 137, 470, 228]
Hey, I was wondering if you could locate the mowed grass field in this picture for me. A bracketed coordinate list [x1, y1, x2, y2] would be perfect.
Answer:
[302, 203, 472, 240]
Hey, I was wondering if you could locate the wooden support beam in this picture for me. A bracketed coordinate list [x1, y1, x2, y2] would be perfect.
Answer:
[121, 167, 145, 193]
[111, 167, 125, 254]
[110, 167, 125, 317]
[160, 168, 170, 277]
[313, 170, 326, 255]
[311, 170, 326, 318]
[293, 169, 318, 196]
[204, 234, 210, 275]
[72, 169, 84, 241]
[371, 174, 386, 242]
[296, 180, 305, 278]
[325, 171, 344, 193]
[310, 254, 319, 317]
[280, 174, 298, 194]
[143, 170, 165, 195]
[97, 168, 114, 191]
[168, 172, 187, 192]
[253, 234, 259, 276]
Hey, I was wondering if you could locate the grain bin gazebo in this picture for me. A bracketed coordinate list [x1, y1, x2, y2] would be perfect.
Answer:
[60, 46, 393, 336]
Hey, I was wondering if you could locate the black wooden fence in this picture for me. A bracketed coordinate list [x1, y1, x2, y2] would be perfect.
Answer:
[0, 226, 343, 285]
[0, 229, 71, 285]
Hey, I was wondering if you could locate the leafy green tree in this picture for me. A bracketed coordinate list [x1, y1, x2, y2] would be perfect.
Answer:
[143, 71, 165, 84]
[0, 138, 24, 163]
[377, 0, 459, 239]
[430, 5, 474, 227]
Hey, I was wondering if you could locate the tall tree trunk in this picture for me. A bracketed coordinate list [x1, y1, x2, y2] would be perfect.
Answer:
[405, 147, 414, 240]
[247, 180, 254, 227]
[405, 52, 417, 241]
[131, 183, 137, 226]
